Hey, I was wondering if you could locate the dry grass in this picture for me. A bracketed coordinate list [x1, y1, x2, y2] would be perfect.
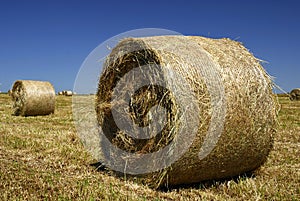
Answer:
[0, 94, 299, 200]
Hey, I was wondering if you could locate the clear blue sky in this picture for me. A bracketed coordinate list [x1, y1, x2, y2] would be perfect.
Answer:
[0, 0, 299, 93]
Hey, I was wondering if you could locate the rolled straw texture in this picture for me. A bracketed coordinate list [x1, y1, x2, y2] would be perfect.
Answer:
[11, 80, 55, 116]
[95, 36, 278, 188]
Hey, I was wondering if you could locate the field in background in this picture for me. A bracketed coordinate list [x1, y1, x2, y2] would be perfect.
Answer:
[0, 94, 299, 200]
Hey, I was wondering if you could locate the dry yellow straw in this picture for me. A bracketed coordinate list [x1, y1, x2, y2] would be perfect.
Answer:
[11, 80, 55, 116]
[95, 35, 278, 188]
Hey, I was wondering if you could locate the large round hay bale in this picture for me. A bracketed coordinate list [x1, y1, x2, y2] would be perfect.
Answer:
[11, 80, 55, 116]
[95, 35, 278, 188]
[290, 88, 300, 101]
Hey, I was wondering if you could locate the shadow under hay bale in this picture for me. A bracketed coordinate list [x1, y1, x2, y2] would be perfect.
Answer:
[290, 88, 300, 101]
[11, 80, 55, 116]
[90, 161, 107, 172]
[95, 35, 278, 189]
[159, 170, 257, 192]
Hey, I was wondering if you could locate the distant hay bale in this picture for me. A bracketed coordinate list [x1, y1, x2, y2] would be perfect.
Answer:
[64, 90, 73, 96]
[11, 80, 55, 116]
[95, 36, 278, 188]
[58, 90, 73, 96]
[290, 88, 300, 101]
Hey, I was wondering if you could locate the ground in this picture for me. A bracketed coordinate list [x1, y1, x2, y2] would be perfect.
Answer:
[0, 94, 299, 200]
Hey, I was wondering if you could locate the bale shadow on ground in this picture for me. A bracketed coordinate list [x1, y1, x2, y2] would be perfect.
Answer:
[90, 161, 256, 192]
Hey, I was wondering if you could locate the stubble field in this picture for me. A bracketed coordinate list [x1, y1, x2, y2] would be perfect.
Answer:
[0, 94, 299, 200]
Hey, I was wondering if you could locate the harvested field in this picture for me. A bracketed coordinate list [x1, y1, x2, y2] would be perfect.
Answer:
[0, 94, 299, 200]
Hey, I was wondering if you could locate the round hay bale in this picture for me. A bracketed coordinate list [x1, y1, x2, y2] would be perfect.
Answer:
[64, 90, 73, 96]
[290, 88, 300, 101]
[95, 36, 278, 188]
[11, 80, 55, 116]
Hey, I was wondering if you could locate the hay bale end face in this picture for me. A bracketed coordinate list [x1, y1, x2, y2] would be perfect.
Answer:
[11, 80, 55, 116]
[95, 35, 278, 188]
[290, 88, 300, 101]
